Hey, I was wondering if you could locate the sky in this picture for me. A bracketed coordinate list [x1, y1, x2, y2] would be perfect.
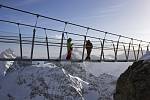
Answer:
[0, 0, 150, 40]
[0, 0, 150, 58]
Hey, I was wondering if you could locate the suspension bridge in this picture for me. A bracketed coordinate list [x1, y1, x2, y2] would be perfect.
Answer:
[0, 4, 149, 62]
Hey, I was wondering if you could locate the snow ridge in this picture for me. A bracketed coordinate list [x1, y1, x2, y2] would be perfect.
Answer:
[0, 49, 117, 100]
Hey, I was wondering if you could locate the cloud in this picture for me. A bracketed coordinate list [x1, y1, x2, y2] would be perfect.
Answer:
[71, 1, 127, 21]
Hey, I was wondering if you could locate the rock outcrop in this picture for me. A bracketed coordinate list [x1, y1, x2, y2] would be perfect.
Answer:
[114, 60, 150, 100]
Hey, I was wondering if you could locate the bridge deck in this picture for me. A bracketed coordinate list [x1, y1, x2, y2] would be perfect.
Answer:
[0, 58, 135, 62]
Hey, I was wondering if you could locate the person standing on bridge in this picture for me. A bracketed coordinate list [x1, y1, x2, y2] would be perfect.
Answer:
[66, 38, 73, 60]
[85, 40, 93, 60]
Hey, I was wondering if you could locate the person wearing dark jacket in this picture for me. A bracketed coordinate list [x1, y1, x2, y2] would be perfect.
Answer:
[85, 40, 93, 60]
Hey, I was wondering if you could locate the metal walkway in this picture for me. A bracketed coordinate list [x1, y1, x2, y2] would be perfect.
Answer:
[0, 4, 149, 62]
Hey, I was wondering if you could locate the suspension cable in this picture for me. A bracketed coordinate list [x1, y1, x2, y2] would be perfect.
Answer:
[0, 4, 149, 43]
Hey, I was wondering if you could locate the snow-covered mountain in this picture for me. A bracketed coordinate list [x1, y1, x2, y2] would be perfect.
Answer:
[0, 48, 16, 78]
[55, 62, 117, 100]
[0, 48, 117, 100]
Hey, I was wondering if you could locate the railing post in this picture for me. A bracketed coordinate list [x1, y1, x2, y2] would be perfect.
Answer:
[133, 45, 136, 61]
[131, 39, 136, 61]
[59, 22, 67, 61]
[44, 29, 50, 60]
[123, 44, 128, 60]
[82, 36, 86, 61]
[59, 32, 64, 60]
[46, 36, 50, 59]
[112, 41, 116, 54]
[137, 41, 141, 60]
[31, 29, 36, 60]
[100, 32, 107, 61]
[100, 39, 105, 61]
[30, 15, 39, 60]
[82, 28, 89, 61]
[147, 42, 150, 52]
[115, 36, 121, 61]
[17, 24, 22, 59]
[19, 33, 22, 59]
[127, 40, 131, 61]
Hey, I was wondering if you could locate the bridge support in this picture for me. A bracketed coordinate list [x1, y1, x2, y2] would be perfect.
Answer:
[100, 32, 107, 61]
[82, 28, 89, 61]
[127, 40, 131, 61]
[19, 33, 22, 59]
[114, 36, 121, 61]
[18, 24, 22, 59]
[131, 39, 137, 61]
[82, 36, 86, 61]
[46, 36, 50, 60]
[31, 15, 39, 60]
[123, 44, 128, 60]
[147, 42, 150, 52]
[31, 29, 36, 60]
[137, 41, 141, 60]
[59, 32, 64, 60]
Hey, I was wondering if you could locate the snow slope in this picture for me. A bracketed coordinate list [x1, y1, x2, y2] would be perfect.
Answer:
[0, 63, 87, 100]
[0, 61, 117, 100]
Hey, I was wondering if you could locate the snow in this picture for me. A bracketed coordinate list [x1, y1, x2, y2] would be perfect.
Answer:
[0, 63, 86, 100]
[83, 62, 132, 77]
[139, 51, 150, 61]
[0, 60, 119, 100]
[0, 49, 16, 78]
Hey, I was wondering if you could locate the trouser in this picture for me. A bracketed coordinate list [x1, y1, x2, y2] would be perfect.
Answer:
[85, 49, 92, 60]
[66, 50, 72, 60]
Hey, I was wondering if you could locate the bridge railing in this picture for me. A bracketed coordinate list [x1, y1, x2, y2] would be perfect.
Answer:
[0, 19, 148, 62]
[0, 4, 149, 62]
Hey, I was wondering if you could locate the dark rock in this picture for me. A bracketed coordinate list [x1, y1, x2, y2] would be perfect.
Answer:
[114, 60, 150, 100]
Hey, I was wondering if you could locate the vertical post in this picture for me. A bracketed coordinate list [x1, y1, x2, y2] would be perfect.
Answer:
[59, 32, 64, 60]
[82, 28, 89, 61]
[133, 45, 136, 61]
[31, 15, 39, 60]
[82, 36, 86, 61]
[44, 29, 50, 60]
[127, 40, 131, 61]
[147, 42, 150, 52]
[63, 22, 68, 39]
[59, 22, 67, 61]
[100, 39, 105, 61]
[46, 36, 50, 60]
[131, 39, 136, 61]
[112, 41, 116, 54]
[18, 24, 22, 59]
[100, 32, 107, 61]
[123, 44, 128, 60]
[19, 33, 22, 59]
[31, 29, 36, 60]
[137, 41, 141, 60]
[115, 36, 121, 61]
